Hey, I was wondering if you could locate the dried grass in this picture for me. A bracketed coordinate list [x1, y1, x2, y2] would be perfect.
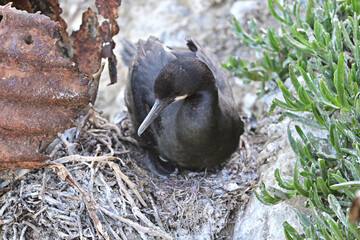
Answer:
[0, 111, 261, 239]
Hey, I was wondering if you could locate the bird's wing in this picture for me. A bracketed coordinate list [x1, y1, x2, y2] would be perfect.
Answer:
[124, 36, 176, 132]
[120, 38, 137, 67]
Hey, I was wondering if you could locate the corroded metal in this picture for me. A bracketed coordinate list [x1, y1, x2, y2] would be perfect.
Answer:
[0, 0, 71, 57]
[71, 8, 102, 79]
[96, 0, 121, 85]
[0, 4, 91, 170]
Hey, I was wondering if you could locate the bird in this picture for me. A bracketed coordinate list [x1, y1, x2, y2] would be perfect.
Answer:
[121, 36, 244, 177]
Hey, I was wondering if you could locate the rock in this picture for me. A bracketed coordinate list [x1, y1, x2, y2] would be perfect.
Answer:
[233, 111, 309, 239]
[234, 195, 307, 240]
[230, 0, 258, 20]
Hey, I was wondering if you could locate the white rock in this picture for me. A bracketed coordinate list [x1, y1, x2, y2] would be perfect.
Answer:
[230, 1, 258, 18]
[234, 194, 307, 240]
[225, 182, 242, 191]
[233, 113, 309, 239]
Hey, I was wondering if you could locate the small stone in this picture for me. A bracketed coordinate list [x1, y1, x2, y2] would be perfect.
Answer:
[224, 182, 241, 191]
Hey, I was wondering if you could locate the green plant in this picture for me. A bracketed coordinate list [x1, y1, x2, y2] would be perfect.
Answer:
[226, 0, 360, 239]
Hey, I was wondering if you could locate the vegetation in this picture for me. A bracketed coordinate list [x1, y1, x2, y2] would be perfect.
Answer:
[224, 0, 360, 239]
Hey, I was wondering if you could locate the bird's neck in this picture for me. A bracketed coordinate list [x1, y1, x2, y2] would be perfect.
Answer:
[177, 84, 220, 128]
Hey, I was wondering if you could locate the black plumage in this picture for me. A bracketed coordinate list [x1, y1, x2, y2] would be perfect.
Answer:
[122, 36, 244, 177]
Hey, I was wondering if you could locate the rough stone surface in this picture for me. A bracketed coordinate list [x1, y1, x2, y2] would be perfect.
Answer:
[235, 195, 307, 240]
[234, 112, 308, 240]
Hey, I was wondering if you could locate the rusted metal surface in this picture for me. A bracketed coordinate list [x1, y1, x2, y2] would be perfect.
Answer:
[0, 0, 71, 57]
[71, 8, 102, 78]
[96, 0, 121, 85]
[96, 0, 121, 20]
[0, 4, 91, 170]
[70, 0, 122, 89]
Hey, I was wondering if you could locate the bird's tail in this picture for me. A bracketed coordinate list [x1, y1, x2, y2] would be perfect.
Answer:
[120, 38, 137, 67]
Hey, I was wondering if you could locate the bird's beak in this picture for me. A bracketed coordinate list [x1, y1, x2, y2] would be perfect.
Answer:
[138, 94, 188, 137]
[137, 94, 189, 136]
[137, 98, 172, 136]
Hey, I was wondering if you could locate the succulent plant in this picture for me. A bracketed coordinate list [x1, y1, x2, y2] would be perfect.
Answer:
[226, 0, 360, 238]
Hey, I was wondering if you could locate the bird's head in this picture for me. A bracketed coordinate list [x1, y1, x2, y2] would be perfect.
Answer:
[137, 57, 215, 136]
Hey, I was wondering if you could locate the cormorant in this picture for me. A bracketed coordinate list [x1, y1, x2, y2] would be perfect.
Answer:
[122, 36, 244, 177]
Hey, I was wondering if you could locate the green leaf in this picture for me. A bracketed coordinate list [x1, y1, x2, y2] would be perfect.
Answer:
[335, 53, 350, 110]
[267, 28, 280, 51]
[305, 0, 314, 27]
[330, 181, 360, 190]
[248, 19, 262, 40]
[314, 20, 326, 46]
[268, 100, 277, 115]
[310, 184, 331, 214]
[283, 112, 325, 129]
[297, 65, 318, 97]
[330, 124, 341, 152]
[273, 98, 301, 111]
[319, 80, 340, 108]
[277, 79, 310, 110]
[294, 125, 307, 145]
[340, 21, 355, 53]
[311, 40, 329, 60]
[334, 19, 343, 52]
[268, 186, 295, 199]
[294, 158, 309, 197]
[228, 55, 237, 67]
[289, 65, 300, 91]
[349, 15, 358, 43]
[319, 159, 328, 181]
[291, 25, 310, 47]
[254, 189, 275, 205]
[275, 168, 295, 190]
[328, 195, 360, 238]
[344, 159, 360, 181]
[295, 210, 312, 229]
[300, 171, 317, 181]
[355, 42, 360, 70]
[321, 225, 333, 240]
[298, 86, 312, 105]
[353, 0, 360, 14]
[288, 126, 298, 155]
[283, 221, 302, 240]
[348, 220, 360, 239]
[283, 34, 314, 54]
[268, 0, 291, 26]
[317, 177, 331, 197]
[311, 102, 326, 126]
[335, 120, 360, 144]
[330, 173, 355, 199]
[326, 216, 345, 240]
[328, 195, 347, 224]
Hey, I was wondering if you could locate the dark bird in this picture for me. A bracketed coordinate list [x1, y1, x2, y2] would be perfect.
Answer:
[122, 36, 244, 177]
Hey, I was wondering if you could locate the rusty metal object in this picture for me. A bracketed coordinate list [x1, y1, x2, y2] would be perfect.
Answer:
[96, 0, 121, 85]
[71, 0, 122, 89]
[0, 4, 91, 170]
[71, 8, 102, 79]
[96, 0, 121, 20]
[0, 0, 71, 57]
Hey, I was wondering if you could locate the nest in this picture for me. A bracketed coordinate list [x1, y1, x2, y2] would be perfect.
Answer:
[0, 109, 260, 239]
